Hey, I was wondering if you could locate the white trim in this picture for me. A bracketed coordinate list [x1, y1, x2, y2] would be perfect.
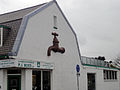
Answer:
[50, 71, 52, 90]
[0, 27, 3, 47]
[41, 71, 43, 90]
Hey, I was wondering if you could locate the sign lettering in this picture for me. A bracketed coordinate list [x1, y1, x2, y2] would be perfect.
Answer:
[0, 59, 54, 69]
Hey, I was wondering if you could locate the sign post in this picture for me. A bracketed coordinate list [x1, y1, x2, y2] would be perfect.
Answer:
[76, 64, 80, 90]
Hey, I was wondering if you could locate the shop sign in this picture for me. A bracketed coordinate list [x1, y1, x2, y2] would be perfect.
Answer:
[18, 60, 34, 68]
[0, 59, 54, 69]
[0, 59, 16, 68]
[35, 62, 54, 69]
[17, 60, 54, 69]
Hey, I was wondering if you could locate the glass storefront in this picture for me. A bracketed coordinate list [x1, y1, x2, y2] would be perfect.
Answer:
[32, 70, 51, 90]
[7, 69, 51, 90]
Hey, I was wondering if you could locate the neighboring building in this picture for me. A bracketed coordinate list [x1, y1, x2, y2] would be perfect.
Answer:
[0, 0, 119, 90]
[81, 56, 120, 90]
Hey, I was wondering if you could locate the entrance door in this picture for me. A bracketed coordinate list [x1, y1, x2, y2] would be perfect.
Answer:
[8, 75, 21, 90]
[87, 73, 96, 90]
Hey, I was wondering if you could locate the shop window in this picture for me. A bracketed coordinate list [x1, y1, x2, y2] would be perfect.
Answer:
[32, 71, 41, 90]
[43, 71, 51, 90]
[103, 70, 117, 81]
[32, 71, 51, 90]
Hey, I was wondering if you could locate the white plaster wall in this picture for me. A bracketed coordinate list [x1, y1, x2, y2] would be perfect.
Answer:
[0, 70, 4, 90]
[24, 69, 32, 90]
[0, 69, 7, 90]
[21, 69, 25, 90]
[80, 66, 120, 90]
[3, 70, 7, 90]
[17, 2, 81, 90]
[21, 69, 32, 90]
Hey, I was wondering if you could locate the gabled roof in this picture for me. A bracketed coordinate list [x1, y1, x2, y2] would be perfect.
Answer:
[0, 2, 48, 56]
[11, 0, 54, 56]
[0, 3, 47, 23]
[0, 0, 81, 64]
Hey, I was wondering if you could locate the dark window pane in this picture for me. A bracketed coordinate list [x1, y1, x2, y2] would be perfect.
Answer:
[43, 71, 51, 90]
[87, 73, 95, 90]
[106, 71, 109, 79]
[109, 71, 112, 79]
[32, 71, 41, 90]
[7, 70, 21, 74]
[115, 71, 117, 79]
[8, 76, 21, 90]
[112, 71, 114, 79]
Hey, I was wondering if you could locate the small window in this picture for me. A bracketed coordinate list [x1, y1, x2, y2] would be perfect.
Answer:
[115, 71, 117, 79]
[106, 70, 109, 79]
[103, 70, 107, 79]
[103, 70, 117, 81]
[0, 25, 10, 47]
[109, 71, 112, 79]
[0, 27, 3, 47]
[53, 16, 57, 29]
[112, 71, 114, 79]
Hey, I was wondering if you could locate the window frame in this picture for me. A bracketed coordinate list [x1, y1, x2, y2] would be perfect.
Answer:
[103, 70, 118, 81]
[0, 27, 3, 47]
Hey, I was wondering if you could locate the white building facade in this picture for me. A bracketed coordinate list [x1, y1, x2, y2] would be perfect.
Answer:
[0, 0, 119, 90]
[80, 56, 120, 90]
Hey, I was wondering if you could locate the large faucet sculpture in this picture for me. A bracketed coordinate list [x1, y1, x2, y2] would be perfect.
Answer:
[47, 32, 65, 56]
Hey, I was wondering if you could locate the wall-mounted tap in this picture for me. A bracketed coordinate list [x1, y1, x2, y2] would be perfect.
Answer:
[47, 32, 65, 56]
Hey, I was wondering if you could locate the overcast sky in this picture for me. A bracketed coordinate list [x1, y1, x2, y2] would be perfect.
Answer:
[0, 0, 120, 60]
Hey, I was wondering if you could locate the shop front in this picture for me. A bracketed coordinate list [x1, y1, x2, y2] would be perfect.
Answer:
[32, 70, 51, 90]
[0, 59, 54, 90]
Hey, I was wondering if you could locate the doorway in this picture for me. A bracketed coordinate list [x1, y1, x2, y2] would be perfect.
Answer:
[8, 75, 21, 90]
[87, 73, 96, 90]
[7, 69, 21, 90]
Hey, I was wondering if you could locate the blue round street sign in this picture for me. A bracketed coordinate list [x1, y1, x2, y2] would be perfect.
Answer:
[76, 64, 80, 72]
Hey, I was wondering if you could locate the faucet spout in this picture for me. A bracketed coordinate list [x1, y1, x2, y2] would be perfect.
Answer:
[47, 32, 65, 56]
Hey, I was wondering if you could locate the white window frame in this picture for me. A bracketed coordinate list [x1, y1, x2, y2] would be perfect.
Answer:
[53, 16, 57, 29]
[32, 70, 52, 90]
[0, 27, 3, 47]
[104, 70, 118, 81]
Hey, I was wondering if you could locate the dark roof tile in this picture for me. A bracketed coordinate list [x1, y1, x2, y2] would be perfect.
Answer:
[0, 3, 46, 23]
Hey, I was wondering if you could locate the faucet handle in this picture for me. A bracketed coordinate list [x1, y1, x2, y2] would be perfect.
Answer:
[52, 32, 58, 36]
